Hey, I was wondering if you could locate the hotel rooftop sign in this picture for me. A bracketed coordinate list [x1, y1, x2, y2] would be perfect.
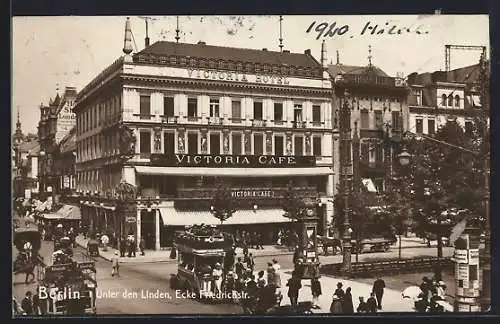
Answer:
[150, 154, 316, 168]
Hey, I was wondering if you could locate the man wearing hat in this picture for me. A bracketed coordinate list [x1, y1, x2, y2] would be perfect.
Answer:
[212, 263, 223, 294]
[111, 251, 120, 277]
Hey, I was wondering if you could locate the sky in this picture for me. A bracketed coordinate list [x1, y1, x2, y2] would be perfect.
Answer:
[12, 15, 490, 134]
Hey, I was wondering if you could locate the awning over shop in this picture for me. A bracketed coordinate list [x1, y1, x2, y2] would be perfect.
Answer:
[135, 166, 333, 177]
[55, 204, 82, 220]
[158, 208, 293, 226]
[40, 213, 64, 220]
[362, 178, 378, 193]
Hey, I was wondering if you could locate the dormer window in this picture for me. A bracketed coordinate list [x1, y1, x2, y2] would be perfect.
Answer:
[455, 95, 460, 107]
[209, 60, 216, 69]
[218, 61, 224, 69]
[441, 94, 447, 106]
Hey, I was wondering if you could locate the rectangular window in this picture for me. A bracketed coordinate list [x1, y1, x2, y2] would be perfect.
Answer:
[312, 105, 321, 123]
[294, 136, 303, 156]
[253, 101, 263, 120]
[313, 137, 322, 156]
[164, 133, 175, 154]
[187, 133, 198, 154]
[188, 98, 198, 117]
[392, 111, 401, 130]
[254, 134, 263, 155]
[232, 100, 241, 121]
[163, 96, 174, 117]
[416, 118, 423, 134]
[375, 143, 383, 164]
[361, 142, 369, 162]
[360, 110, 370, 129]
[274, 103, 283, 121]
[465, 121, 474, 135]
[139, 131, 151, 154]
[274, 135, 284, 155]
[232, 133, 242, 155]
[210, 133, 220, 155]
[294, 104, 303, 122]
[374, 111, 383, 128]
[140, 95, 151, 119]
[209, 98, 220, 117]
[428, 119, 436, 135]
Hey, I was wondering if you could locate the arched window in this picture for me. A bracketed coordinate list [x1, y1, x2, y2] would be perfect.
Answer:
[441, 94, 447, 106]
[455, 95, 460, 107]
[448, 94, 453, 106]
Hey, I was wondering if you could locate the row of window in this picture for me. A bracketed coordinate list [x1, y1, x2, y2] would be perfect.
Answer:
[139, 95, 323, 123]
[440, 94, 461, 107]
[138, 131, 323, 157]
[77, 133, 120, 162]
[77, 94, 121, 134]
[414, 118, 474, 135]
[359, 111, 403, 130]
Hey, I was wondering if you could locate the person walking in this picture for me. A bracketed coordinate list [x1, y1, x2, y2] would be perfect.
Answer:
[329, 295, 342, 313]
[257, 270, 266, 288]
[272, 258, 281, 273]
[111, 251, 120, 277]
[139, 237, 145, 256]
[311, 277, 322, 309]
[235, 257, 245, 278]
[372, 277, 386, 310]
[21, 291, 33, 315]
[334, 282, 345, 300]
[286, 271, 302, 308]
[366, 292, 378, 313]
[342, 287, 354, 313]
[247, 253, 255, 274]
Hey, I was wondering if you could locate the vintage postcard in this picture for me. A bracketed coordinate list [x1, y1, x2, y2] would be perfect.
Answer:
[12, 15, 490, 315]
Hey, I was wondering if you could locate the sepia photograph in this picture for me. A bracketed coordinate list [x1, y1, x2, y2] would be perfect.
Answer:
[11, 14, 491, 316]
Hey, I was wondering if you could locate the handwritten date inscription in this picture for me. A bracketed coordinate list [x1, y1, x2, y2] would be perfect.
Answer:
[306, 21, 429, 40]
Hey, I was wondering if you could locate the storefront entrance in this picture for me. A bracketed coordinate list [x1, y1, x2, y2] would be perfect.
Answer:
[140, 210, 157, 249]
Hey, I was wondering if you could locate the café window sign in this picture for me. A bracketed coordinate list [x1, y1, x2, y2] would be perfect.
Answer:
[150, 153, 316, 168]
[186, 68, 290, 86]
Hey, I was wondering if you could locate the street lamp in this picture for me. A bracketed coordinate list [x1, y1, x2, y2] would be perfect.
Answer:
[334, 73, 353, 272]
[397, 145, 412, 167]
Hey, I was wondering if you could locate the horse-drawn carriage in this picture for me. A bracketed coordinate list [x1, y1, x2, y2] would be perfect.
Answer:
[87, 238, 99, 257]
[54, 236, 73, 257]
[13, 228, 44, 276]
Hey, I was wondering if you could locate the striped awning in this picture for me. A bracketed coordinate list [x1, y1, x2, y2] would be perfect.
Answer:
[55, 204, 82, 220]
[158, 207, 293, 226]
[136, 166, 333, 177]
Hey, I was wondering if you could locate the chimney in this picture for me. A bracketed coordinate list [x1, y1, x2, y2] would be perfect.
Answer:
[198, 41, 206, 45]
[123, 17, 133, 57]
[262, 48, 268, 51]
[304, 49, 311, 55]
[145, 18, 150, 48]
[283, 50, 290, 53]
[320, 40, 327, 68]
[145, 37, 150, 47]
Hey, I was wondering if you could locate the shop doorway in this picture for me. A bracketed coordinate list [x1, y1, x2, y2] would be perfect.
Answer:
[140, 210, 156, 249]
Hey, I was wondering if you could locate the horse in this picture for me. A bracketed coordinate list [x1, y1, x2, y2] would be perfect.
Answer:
[13, 253, 44, 284]
[317, 236, 343, 256]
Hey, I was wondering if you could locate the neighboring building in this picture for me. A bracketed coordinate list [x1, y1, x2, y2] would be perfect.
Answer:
[55, 126, 77, 196]
[12, 112, 40, 198]
[328, 53, 409, 193]
[73, 18, 335, 250]
[38, 87, 78, 196]
[407, 62, 487, 136]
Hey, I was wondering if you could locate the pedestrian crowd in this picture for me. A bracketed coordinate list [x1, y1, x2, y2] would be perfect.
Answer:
[414, 276, 448, 312]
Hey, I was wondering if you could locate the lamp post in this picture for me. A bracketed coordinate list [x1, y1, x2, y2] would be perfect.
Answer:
[334, 73, 353, 272]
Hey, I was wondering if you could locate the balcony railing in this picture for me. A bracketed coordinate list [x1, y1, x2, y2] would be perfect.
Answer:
[293, 121, 307, 129]
[133, 113, 155, 120]
[207, 116, 223, 125]
[273, 120, 285, 126]
[186, 116, 202, 123]
[310, 121, 324, 127]
[161, 116, 178, 124]
[229, 117, 243, 124]
[252, 119, 266, 127]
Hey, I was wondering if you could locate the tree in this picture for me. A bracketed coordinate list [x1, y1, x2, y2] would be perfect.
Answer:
[282, 180, 308, 220]
[406, 119, 487, 257]
[210, 178, 236, 225]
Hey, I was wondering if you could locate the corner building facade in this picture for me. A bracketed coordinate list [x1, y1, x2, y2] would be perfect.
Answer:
[74, 39, 335, 250]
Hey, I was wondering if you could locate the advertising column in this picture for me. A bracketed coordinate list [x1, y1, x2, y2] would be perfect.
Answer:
[454, 226, 481, 312]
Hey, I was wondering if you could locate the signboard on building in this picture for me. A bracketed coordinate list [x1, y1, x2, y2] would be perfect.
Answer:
[468, 249, 479, 265]
[63, 176, 70, 189]
[24, 189, 31, 199]
[150, 154, 316, 168]
[456, 263, 469, 287]
[126, 217, 137, 223]
[56, 104, 76, 144]
[454, 249, 468, 263]
[231, 190, 275, 199]
[187, 68, 290, 86]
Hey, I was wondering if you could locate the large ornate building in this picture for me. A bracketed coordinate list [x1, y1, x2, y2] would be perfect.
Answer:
[73, 18, 335, 250]
[407, 62, 487, 135]
[328, 52, 409, 193]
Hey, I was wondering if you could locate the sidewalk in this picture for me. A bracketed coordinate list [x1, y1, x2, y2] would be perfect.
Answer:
[75, 235, 295, 263]
[279, 269, 415, 313]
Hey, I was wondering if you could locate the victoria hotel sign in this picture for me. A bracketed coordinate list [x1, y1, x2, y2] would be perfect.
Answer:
[186, 68, 291, 85]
